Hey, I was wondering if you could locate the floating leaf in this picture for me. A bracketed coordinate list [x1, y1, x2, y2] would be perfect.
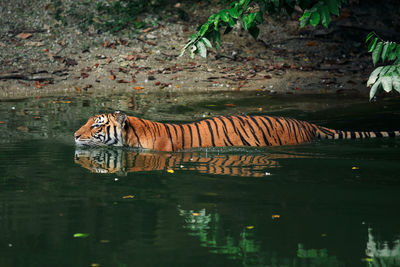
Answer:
[73, 233, 89, 238]
[167, 169, 174, 173]
[351, 167, 359, 170]
[271, 214, 280, 219]
[246, 225, 255, 229]
[122, 195, 135, 199]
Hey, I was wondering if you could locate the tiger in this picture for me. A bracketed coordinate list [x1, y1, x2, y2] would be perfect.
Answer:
[74, 111, 400, 152]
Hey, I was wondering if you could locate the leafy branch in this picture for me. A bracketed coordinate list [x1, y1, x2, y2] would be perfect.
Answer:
[180, 0, 347, 58]
[366, 32, 400, 100]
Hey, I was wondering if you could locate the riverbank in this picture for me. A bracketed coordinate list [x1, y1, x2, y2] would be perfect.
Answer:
[1, 0, 398, 100]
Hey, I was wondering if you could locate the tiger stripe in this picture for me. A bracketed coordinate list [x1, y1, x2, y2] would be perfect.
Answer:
[74, 112, 400, 151]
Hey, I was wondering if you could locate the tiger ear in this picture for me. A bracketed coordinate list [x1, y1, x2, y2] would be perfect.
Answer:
[113, 111, 127, 127]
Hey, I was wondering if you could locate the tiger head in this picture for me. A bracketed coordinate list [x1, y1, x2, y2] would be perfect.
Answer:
[74, 111, 127, 147]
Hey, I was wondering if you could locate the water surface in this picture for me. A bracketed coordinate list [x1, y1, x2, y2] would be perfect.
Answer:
[1, 92, 400, 267]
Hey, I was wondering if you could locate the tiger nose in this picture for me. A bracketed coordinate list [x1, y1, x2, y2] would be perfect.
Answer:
[74, 133, 81, 140]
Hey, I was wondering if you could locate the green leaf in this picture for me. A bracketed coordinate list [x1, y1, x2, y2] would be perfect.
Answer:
[199, 23, 210, 36]
[214, 15, 220, 31]
[381, 42, 390, 63]
[248, 26, 260, 40]
[241, 13, 257, 30]
[201, 37, 212, 48]
[368, 37, 378, 52]
[319, 5, 330, 28]
[379, 65, 392, 76]
[326, 0, 339, 15]
[370, 78, 381, 100]
[372, 42, 383, 65]
[228, 7, 239, 19]
[209, 30, 221, 50]
[310, 11, 321, 26]
[381, 75, 393, 92]
[388, 42, 398, 61]
[393, 74, 400, 93]
[299, 11, 311, 21]
[73, 233, 89, 238]
[207, 14, 217, 23]
[367, 66, 383, 87]
[197, 40, 207, 58]
[220, 10, 230, 22]
[365, 32, 375, 43]
[228, 16, 236, 27]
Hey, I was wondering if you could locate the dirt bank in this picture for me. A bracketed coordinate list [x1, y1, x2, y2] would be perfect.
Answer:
[1, 0, 399, 100]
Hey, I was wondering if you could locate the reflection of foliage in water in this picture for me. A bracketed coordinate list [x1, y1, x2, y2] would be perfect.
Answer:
[178, 207, 261, 264]
[366, 227, 400, 267]
[178, 207, 353, 266]
[297, 244, 342, 266]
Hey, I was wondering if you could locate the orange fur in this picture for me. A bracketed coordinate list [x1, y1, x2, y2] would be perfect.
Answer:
[74, 111, 399, 152]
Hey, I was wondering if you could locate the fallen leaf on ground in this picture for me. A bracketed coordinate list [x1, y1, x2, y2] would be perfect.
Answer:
[352, 167, 359, 170]
[271, 214, 280, 219]
[246, 226, 254, 229]
[224, 103, 236, 107]
[141, 27, 153, 33]
[16, 33, 32, 39]
[155, 81, 161, 85]
[192, 213, 199, 216]
[305, 41, 318, 47]
[34, 81, 48, 88]
[109, 74, 116, 80]
[167, 169, 174, 173]
[117, 79, 129, 83]
[133, 86, 144, 90]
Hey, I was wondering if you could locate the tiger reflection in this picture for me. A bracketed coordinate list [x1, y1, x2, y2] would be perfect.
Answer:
[74, 148, 305, 177]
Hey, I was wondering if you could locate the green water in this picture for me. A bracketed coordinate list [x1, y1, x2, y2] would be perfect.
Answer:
[1, 92, 400, 267]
